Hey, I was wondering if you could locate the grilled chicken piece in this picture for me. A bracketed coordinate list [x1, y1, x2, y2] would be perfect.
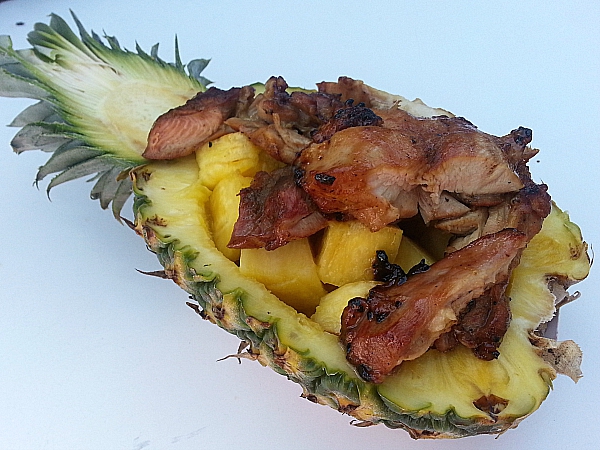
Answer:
[297, 111, 524, 231]
[297, 126, 428, 231]
[225, 76, 348, 164]
[376, 108, 524, 197]
[254, 76, 344, 130]
[446, 170, 551, 252]
[434, 208, 488, 236]
[418, 190, 471, 224]
[226, 115, 311, 165]
[317, 77, 377, 108]
[317, 76, 455, 117]
[422, 130, 523, 197]
[311, 102, 383, 143]
[340, 229, 528, 383]
[453, 283, 512, 360]
[144, 86, 251, 160]
[228, 166, 327, 251]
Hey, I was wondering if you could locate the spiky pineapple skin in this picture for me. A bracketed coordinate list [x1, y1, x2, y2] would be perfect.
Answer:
[134, 217, 504, 439]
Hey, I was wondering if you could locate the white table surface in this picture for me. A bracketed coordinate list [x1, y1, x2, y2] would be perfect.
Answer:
[1, 1, 598, 449]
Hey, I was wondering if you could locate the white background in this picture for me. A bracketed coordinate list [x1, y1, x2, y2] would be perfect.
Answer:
[0, 1, 598, 449]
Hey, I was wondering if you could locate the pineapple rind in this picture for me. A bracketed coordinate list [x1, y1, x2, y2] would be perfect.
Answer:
[132, 155, 590, 438]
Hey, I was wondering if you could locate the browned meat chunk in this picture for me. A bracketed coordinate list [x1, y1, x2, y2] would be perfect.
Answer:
[226, 116, 311, 165]
[297, 108, 524, 231]
[253, 76, 344, 130]
[297, 126, 427, 231]
[453, 283, 512, 360]
[312, 102, 383, 144]
[418, 190, 471, 224]
[434, 208, 488, 235]
[435, 282, 512, 360]
[316, 76, 412, 110]
[340, 229, 528, 383]
[422, 130, 523, 196]
[226, 77, 347, 164]
[378, 109, 523, 196]
[317, 77, 376, 107]
[228, 166, 328, 251]
[143, 87, 247, 160]
[447, 181, 551, 253]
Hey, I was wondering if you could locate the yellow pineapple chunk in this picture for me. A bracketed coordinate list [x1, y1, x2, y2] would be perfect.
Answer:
[209, 173, 254, 262]
[316, 221, 403, 286]
[312, 281, 379, 334]
[196, 132, 282, 189]
[239, 238, 327, 315]
[393, 234, 436, 272]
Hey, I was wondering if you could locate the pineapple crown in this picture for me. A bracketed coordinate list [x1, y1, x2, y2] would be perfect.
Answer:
[0, 11, 210, 218]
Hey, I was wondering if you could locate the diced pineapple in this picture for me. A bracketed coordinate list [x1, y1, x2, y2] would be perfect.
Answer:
[209, 173, 254, 262]
[312, 281, 379, 335]
[239, 238, 327, 315]
[196, 132, 282, 189]
[394, 234, 436, 272]
[316, 221, 403, 286]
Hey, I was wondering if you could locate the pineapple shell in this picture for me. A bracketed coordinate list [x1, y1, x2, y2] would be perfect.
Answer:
[1, 13, 591, 439]
[131, 154, 589, 438]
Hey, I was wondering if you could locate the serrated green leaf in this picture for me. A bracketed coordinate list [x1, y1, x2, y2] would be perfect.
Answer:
[150, 43, 159, 60]
[104, 34, 121, 51]
[0, 60, 36, 80]
[46, 156, 118, 192]
[111, 176, 134, 219]
[49, 13, 89, 54]
[9, 100, 62, 127]
[0, 70, 48, 99]
[36, 142, 104, 182]
[11, 123, 71, 153]
[0, 35, 12, 50]
[187, 58, 212, 85]
[174, 37, 183, 70]
[90, 166, 122, 209]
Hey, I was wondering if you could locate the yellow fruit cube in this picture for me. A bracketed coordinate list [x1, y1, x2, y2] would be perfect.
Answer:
[393, 234, 436, 272]
[311, 281, 379, 335]
[209, 173, 254, 262]
[196, 132, 282, 189]
[239, 238, 327, 315]
[316, 221, 403, 286]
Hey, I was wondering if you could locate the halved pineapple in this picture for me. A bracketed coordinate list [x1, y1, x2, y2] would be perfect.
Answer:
[131, 139, 589, 437]
[1, 13, 591, 439]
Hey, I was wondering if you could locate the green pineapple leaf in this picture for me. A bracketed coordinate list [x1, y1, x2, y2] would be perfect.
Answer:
[0, 11, 209, 218]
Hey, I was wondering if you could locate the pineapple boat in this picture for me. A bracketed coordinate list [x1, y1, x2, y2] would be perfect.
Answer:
[0, 14, 590, 439]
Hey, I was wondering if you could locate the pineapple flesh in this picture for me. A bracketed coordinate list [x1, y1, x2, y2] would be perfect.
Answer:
[1, 13, 591, 439]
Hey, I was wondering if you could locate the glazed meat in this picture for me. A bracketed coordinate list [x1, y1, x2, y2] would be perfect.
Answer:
[253, 76, 343, 129]
[340, 229, 528, 383]
[297, 126, 428, 231]
[311, 102, 383, 144]
[453, 283, 512, 360]
[226, 115, 311, 165]
[225, 76, 346, 163]
[228, 166, 328, 251]
[297, 108, 524, 231]
[144, 86, 251, 160]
